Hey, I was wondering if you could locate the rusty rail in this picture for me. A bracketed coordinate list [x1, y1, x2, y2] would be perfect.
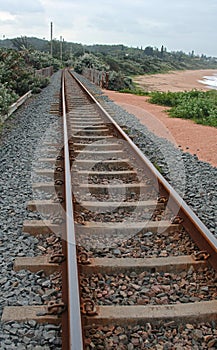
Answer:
[69, 69, 217, 271]
[61, 68, 217, 347]
[61, 70, 83, 349]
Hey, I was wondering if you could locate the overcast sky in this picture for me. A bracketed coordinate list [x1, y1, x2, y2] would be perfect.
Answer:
[0, 0, 216, 56]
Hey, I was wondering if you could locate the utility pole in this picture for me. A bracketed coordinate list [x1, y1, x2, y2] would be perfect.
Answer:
[50, 22, 53, 57]
[60, 36, 63, 62]
[70, 44, 72, 60]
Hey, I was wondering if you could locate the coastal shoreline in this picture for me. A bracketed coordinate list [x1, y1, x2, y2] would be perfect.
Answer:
[133, 69, 217, 92]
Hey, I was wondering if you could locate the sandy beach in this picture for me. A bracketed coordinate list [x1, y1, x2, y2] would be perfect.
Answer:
[103, 69, 217, 167]
[133, 69, 217, 92]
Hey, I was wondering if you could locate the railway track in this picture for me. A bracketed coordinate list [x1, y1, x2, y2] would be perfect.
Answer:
[2, 69, 217, 349]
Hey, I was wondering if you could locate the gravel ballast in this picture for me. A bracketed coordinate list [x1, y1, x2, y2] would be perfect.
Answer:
[0, 69, 216, 348]
[0, 71, 62, 349]
[81, 268, 217, 305]
[82, 227, 199, 258]
[84, 322, 217, 349]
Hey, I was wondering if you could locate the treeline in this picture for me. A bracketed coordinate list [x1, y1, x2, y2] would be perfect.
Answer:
[1, 36, 216, 71]
[1, 36, 217, 91]
[84, 44, 217, 73]
[73, 46, 217, 90]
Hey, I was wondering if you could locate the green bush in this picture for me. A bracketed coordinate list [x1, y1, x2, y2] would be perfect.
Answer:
[74, 53, 109, 74]
[119, 88, 149, 96]
[0, 83, 18, 115]
[27, 50, 61, 71]
[108, 71, 134, 91]
[149, 91, 181, 106]
[0, 48, 56, 116]
[149, 89, 217, 127]
[31, 76, 50, 90]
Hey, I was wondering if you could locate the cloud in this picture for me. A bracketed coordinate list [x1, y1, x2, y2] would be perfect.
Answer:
[0, 0, 46, 38]
[0, 0, 216, 56]
[0, 0, 43, 14]
[0, 11, 16, 22]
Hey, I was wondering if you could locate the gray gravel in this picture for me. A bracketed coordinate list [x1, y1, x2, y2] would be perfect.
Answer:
[73, 71, 217, 237]
[0, 71, 62, 348]
[1, 321, 61, 350]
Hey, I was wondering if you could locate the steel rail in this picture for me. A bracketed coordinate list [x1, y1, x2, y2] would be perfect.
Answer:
[61, 70, 84, 349]
[69, 69, 217, 270]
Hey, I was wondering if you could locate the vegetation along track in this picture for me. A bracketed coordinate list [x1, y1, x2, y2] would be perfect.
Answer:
[2, 68, 217, 349]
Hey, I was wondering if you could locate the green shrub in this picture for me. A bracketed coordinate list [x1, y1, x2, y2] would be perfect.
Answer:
[74, 53, 109, 74]
[0, 48, 53, 98]
[31, 76, 49, 90]
[119, 88, 149, 96]
[149, 91, 182, 106]
[108, 71, 134, 91]
[148, 89, 217, 127]
[0, 83, 18, 115]
[0, 47, 57, 116]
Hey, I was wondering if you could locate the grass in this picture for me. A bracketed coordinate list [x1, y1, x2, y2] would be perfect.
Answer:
[148, 89, 217, 127]
[153, 162, 163, 174]
[118, 88, 150, 96]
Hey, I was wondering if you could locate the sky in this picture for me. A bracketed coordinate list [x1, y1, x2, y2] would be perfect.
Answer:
[0, 0, 217, 57]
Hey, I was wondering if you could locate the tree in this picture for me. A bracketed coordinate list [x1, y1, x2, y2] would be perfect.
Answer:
[160, 45, 164, 58]
[12, 36, 33, 51]
[144, 46, 154, 56]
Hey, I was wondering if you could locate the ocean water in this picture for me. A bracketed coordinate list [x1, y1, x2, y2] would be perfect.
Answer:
[198, 74, 217, 90]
